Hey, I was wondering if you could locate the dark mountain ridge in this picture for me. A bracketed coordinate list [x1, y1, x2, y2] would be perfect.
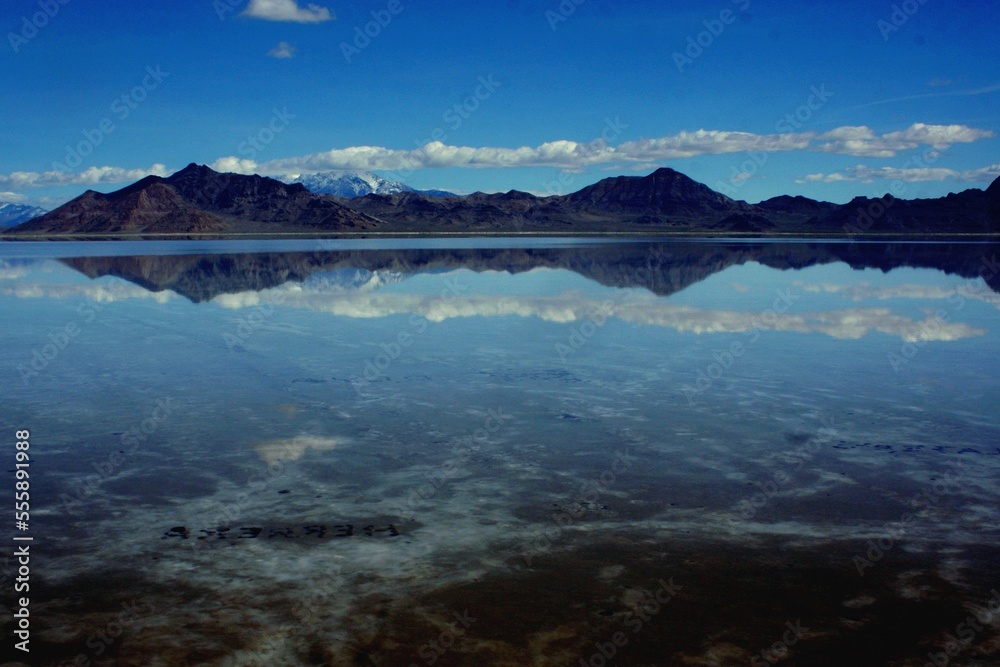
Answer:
[10, 164, 380, 235]
[6, 164, 999, 237]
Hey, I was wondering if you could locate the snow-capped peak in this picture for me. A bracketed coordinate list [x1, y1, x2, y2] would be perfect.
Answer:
[287, 170, 414, 198]
[0, 201, 47, 227]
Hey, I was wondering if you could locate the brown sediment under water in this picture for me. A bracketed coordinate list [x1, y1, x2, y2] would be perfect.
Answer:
[20, 532, 1000, 666]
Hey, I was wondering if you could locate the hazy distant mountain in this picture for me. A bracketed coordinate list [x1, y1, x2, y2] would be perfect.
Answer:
[289, 170, 457, 198]
[0, 202, 47, 227]
[418, 188, 458, 198]
[7, 164, 999, 237]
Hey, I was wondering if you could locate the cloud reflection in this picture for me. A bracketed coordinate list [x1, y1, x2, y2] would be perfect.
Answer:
[215, 284, 985, 343]
[795, 281, 1000, 310]
[1, 282, 174, 303]
[254, 435, 342, 464]
[5, 275, 986, 343]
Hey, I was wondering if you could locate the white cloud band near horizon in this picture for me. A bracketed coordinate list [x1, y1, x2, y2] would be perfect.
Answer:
[241, 123, 995, 176]
[0, 164, 171, 190]
[799, 163, 1000, 184]
[0, 123, 994, 194]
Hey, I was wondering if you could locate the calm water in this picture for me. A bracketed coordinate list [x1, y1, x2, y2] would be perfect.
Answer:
[2, 238, 1000, 666]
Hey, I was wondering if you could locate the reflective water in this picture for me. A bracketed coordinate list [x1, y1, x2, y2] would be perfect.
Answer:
[2, 238, 999, 666]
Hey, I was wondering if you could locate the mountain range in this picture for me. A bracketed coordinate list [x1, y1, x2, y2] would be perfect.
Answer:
[0, 202, 47, 227]
[6, 163, 999, 237]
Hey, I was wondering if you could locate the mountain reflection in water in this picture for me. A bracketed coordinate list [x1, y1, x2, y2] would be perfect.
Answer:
[57, 241, 1000, 302]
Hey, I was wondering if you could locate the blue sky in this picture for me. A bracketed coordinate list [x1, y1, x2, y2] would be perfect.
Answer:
[2, 0, 998, 209]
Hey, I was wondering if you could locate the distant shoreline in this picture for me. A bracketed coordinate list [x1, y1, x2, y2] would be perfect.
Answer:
[4, 231, 1000, 241]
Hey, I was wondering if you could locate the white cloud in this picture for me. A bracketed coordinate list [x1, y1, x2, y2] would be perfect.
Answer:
[616, 130, 813, 160]
[0, 164, 170, 190]
[241, 0, 333, 23]
[815, 123, 994, 158]
[800, 163, 1000, 184]
[1, 123, 993, 196]
[267, 41, 296, 59]
[614, 304, 983, 342]
[0, 261, 27, 281]
[795, 281, 1000, 311]
[3, 282, 175, 304]
[799, 172, 849, 183]
[0, 191, 28, 203]
[209, 157, 260, 175]
[241, 124, 993, 176]
[252, 131, 813, 175]
[254, 435, 342, 464]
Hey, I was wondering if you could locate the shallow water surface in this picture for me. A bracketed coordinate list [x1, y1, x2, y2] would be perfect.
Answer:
[2, 238, 1000, 666]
